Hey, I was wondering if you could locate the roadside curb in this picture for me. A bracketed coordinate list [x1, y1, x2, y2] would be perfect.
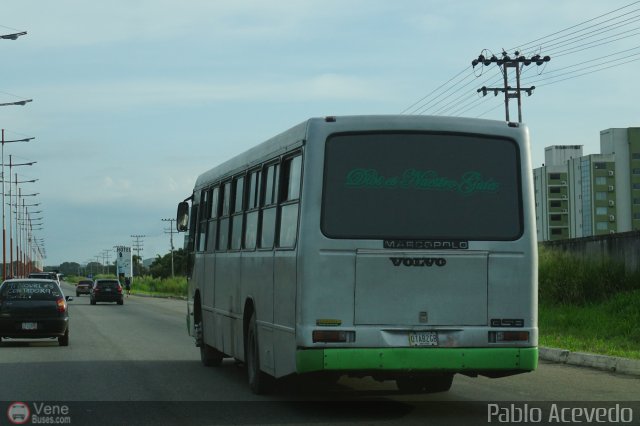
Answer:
[540, 347, 640, 377]
[128, 292, 187, 301]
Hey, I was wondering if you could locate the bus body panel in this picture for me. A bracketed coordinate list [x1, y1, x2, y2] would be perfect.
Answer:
[354, 250, 488, 326]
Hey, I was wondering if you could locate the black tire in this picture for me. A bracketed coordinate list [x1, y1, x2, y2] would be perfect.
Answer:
[246, 312, 272, 394]
[200, 343, 224, 367]
[90, 299, 96, 305]
[197, 318, 224, 367]
[76, 292, 80, 297]
[423, 374, 454, 393]
[58, 329, 69, 347]
[296, 372, 341, 394]
[396, 373, 454, 394]
[396, 376, 425, 393]
[117, 300, 124, 305]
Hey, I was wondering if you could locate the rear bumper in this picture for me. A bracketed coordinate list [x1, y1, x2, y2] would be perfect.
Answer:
[0, 318, 68, 338]
[296, 347, 538, 375]
[92, 294, 123, 302]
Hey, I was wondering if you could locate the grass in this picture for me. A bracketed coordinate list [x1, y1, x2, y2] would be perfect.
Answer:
[538, 246, 640, 359]
[538, 246, 640, 305]
[539, 290, 640, 360]
[128, 276, 187, 298]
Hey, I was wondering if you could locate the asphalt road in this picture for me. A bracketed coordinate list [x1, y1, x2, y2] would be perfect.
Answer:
[1, 282, 638, 425]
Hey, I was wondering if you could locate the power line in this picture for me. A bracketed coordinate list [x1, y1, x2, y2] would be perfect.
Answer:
[399, 66, 471, 114]
[511, 2, 640, 53]
[402, 1, 640, 118]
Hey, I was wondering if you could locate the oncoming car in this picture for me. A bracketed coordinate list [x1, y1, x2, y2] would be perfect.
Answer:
[0, 279, 72, 346]
[90, 279, 124, 305]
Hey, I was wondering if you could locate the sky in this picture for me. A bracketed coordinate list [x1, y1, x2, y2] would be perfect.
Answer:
[0, 0, 639, 268]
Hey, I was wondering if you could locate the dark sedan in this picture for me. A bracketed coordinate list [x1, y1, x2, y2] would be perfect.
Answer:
[76, 279, 93, 296]
[0, 279, 72, 346]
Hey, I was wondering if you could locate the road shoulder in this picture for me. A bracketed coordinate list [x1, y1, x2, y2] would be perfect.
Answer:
[540, 347, 640, 376]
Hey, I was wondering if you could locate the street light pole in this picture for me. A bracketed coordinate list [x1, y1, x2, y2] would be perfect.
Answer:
[0, 28, 31, 277]
[0, 31, 27, 40]
[12, 188, 38, 277]
[9, 158, 37, 277]
[1, 131, 35, 279]
[20, 207, 43, 275]
[9, 172, 38, 276]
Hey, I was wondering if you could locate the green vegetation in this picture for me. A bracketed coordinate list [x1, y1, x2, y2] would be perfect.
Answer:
[538, 246, 640, 305]
[128, 275, 187, 297]
[538, 246, 640, 360]
[539, 291, 640, 359]
[66, 274, 187, 298]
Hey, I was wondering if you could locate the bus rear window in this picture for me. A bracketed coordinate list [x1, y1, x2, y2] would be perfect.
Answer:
[322, 132, 523, 241]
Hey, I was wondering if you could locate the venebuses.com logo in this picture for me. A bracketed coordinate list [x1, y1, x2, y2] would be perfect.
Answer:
[6, 401, 72, 424]
[7, 402, 30, 425]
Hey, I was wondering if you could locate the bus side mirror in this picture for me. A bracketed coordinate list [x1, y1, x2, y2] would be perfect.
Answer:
[177, 201, 190, 232]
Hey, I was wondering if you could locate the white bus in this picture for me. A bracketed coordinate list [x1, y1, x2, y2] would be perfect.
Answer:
[176, 115, 538, 394]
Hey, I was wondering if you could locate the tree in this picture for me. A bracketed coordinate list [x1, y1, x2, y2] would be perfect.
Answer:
[58, 262, 81, 276]
[149, 249, 188, 279]
[84, 262, 103, 277]
[132, 255, 148, 276]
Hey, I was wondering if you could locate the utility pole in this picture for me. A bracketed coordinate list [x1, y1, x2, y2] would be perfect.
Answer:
[161, 218, 176, 278]
[103, 249, 112, 276]
[473, 50, 550, 123]
[131, 234, 145, 275]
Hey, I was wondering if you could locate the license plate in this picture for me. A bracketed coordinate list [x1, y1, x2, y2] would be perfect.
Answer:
[408, 331, 438, 346]
[22, 322, 38, 330]
[105, 288, 112, 292]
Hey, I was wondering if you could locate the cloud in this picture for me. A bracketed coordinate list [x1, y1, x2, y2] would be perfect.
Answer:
[11, 0, 342, 47]
[28, 73, 390, 112]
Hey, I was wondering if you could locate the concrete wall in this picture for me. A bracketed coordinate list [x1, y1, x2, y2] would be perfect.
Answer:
[543, 230, 640, 273]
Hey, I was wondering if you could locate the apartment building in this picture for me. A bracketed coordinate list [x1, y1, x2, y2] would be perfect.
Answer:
[534, 127, 640, 241]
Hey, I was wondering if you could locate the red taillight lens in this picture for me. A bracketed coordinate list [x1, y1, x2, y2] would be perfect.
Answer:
[488, 331, 529, 343]
[117, 285, 123, 294]
[312, 330, 356, 343]
[56, 297, 67, 313]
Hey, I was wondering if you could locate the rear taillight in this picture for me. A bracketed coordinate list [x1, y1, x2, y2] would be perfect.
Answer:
[488, 331, 529, 343]
[117, 285, 123, 294]
[56, 297, 67, 313]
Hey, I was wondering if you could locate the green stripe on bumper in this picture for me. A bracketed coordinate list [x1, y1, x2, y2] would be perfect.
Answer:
[296, 347, 538, 374]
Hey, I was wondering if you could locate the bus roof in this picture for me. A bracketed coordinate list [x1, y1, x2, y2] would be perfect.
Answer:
[193, 115, 527, 192]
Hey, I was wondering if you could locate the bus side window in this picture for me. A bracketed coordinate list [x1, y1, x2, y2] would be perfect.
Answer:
[278, 154, 302, 248]
[206, 186, 220, 251]
[259, 162, 279, 249]
[197, 189, 210, 252]
[244, 169, 261, 250]
[217, 181, 232, 251]
[187, 203, 199, 252]
[230, 175, 245, 250]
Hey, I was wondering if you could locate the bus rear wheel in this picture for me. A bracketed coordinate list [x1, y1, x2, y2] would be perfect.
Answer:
[246, 313, 272, 394]
[396, 373, 454, 393]
[200, 343, 223, 367]
[198, 321, 223, 367]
